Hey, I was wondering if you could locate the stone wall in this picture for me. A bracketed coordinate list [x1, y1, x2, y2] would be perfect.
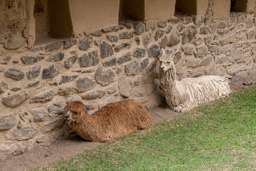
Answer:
[0, 0, 256, 160]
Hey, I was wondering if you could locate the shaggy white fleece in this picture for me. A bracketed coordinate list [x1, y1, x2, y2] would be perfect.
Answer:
[159, 48, 231, 112]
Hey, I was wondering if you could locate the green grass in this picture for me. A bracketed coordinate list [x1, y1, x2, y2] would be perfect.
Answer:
[33, 84, 256, 171]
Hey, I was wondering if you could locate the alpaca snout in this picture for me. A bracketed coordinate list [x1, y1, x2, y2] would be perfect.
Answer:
[65, 111, 72, 121]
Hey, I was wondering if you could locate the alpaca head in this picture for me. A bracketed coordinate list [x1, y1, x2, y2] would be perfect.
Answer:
[65, 101, 96, 123]
[159, 48, 177, 72]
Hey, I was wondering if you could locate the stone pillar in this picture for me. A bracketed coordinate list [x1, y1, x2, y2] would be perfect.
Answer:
[69, 0, 120, 35]
[24, 0, 35, 48]
[212, 0, 231, 19]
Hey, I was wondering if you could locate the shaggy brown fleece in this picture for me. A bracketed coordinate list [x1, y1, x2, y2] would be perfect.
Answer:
[65, 99, 152, 143]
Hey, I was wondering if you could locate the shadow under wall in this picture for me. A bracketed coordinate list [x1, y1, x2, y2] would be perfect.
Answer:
[231, 0, 247, 12]
[119, 0, 145, 22]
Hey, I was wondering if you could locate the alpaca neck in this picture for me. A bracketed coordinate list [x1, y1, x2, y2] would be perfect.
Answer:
[160, 65, 177, 95]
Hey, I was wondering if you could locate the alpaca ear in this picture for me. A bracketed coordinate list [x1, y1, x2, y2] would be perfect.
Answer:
[83, 105, 96, 111]
[161, 48, 166, 56]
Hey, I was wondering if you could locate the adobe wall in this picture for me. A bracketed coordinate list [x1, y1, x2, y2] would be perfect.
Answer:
[0, 0, 256, 160]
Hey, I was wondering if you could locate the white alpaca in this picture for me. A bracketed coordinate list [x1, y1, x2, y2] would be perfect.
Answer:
[159, 48, 231, 112]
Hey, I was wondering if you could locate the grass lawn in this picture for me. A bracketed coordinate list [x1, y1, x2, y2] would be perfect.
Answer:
[33, 84, 256, 171]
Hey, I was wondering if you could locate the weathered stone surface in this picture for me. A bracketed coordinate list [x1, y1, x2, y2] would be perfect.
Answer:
[102, 26, 120, 33]
[10, 87, 21, 92]
[64, 55, 77, 69]
[216, 54, 228, 64]
[146, 60, 157, 73]
[217, 21, 228, 29]
[26, 66, 41, 80]
[134, 22, 145, 35]
[247, 30, 255, 40]
[48, 100, 66, 118]
[118, 76, 131, 98]
[220, 33, 236, 46]
[78, 36, 93, 51]
[199, 56, 213, 67]
[246, 16, 253, 28]
[59, 75, 78, 85]
[177, 24, 185, 32]
[20, 56, 44, 65]
[45, 42, 63, 52]
[76, 77, 96, 93]
[145, 21, 158, 31]
[46, 52, 64, 62]
[107, 84, 117, 94]
[12, 59, 19, 63]
[134, 75, 142, 86]
[116, 67, 122, 74]
[42, 65, 59, 79]
[6, 126, 37, 141]
[119, 32, 133, 39]
[0, 81, 8, 94]
[30, 90, 54, 103]
[82, 90, 106, 100]
[191, 37, 203, 46]
[30, 107, 47, 122]
[125, 61, 139, 76]
[36, 136, 50, 144]
[167, 29, 180, 47]
[64, 39, 77, 49]
[103, 58, 116, 67]
[0, 142, 26, 160]
[195, 46, 208, 58]
[4, 68, 24, 81]
[100, 41, 114, 58]
[4, 35, 26, 50]
[208, 45, 217, 52]
[155, 30, 165, 41]
[158, 21, 167, 28]
[166, 26, 173, 33]
[95, 66, 115, 86]
[141, 58, 149, 70]
[117, 52, 132, 65]
[133, 48, 146, 58]
[229, 49, 243, 63]
[91, 30, 102, 37]
[41, 116, 64, 134]
[148, 44, 160, 58]
[142, 33, 151, 48]
[174, 51, 182, 64]
[2, 92, 28, 108]
[26, 80, 40, 88]
[114, 42, 131, 52]
[0, 113, 16, 131]
[106, 35, 118, 43]
[182, 45, 194, 55]
[227, 64, 247, 75]
[78, 51, 99, 68]
[182, 25, 197, 44]
[187, 58, 199, 68]
[0, 56, 11, 64]
[0, 66, 4, 72]
[200, 26, 211, 34]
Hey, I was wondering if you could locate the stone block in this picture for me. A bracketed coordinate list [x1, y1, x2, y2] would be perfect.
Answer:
[148, 44, 160, 58]
[20, 56, 44, 65]
[42, 64, 60, 79]
[118, 76, 132, 98]
[4, 68, 25, 81]
[64, 55, 77, 69]
[117, 52, 132, 65]
[59, 75, 79, 85]
[78, 36, 93, 51]
[45, 42, 63, 52]
[95, 66, 115, 86]
[26, 66, 41, 80]
[46, 52, 64, 62]
[125, 61, 139, 76]
[30, 90, 54, 103]
[2, 91, 28, 108]
[100, 41, 114, 58]
[6, 126, 37, 141]
[0, 113, 16, 131]
[30, 107, 47, 122]
[76, 77, 96, 93]
[82, 90, 106, 100]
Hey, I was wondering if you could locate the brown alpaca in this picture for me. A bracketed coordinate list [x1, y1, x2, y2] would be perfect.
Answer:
[65, 99, 152, 142]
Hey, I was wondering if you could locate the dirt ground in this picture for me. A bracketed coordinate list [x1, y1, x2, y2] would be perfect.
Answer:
[0, 81, 251, 171]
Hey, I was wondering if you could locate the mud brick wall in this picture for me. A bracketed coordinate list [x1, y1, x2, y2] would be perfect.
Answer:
[0, 0, 256, 160]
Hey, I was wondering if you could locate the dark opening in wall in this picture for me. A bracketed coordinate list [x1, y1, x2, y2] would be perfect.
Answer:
[34, 0, 73, 44]
[175, 0, 197, 15]
[231, 0, 247, 12]
[119, 0, 145, 21]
